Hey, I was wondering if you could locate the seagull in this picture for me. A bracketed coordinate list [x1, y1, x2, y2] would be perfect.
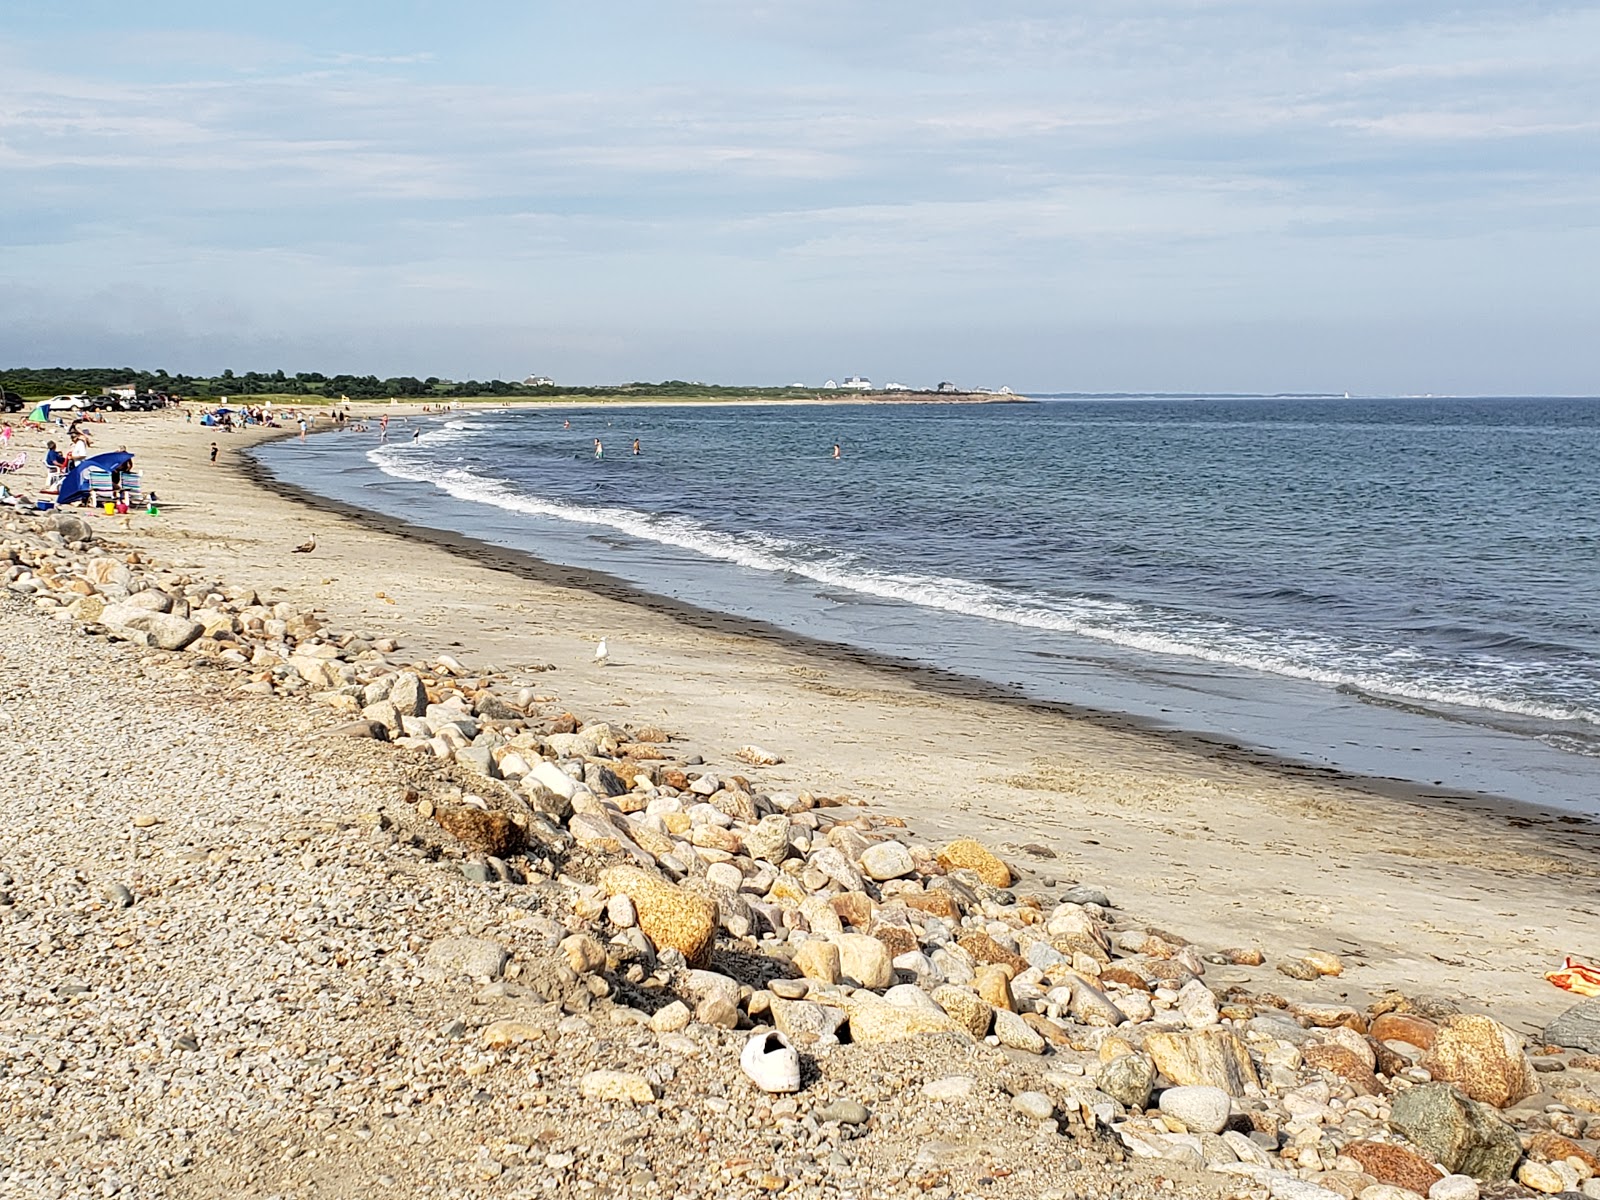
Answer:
[292, 534, 317, 554]
[594, 638, 608, 666]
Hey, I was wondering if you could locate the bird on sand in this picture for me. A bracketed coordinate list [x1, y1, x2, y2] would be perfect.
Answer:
[594, 638, 608, 666]
[292, 534, 317, 554]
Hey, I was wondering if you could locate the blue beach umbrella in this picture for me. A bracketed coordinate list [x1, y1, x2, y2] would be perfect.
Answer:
[55, 451, 133, 506]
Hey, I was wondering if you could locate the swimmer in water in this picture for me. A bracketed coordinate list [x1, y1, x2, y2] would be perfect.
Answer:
[563, 418, 570, 429]
[632, 439, 640, 455]
[594, 438, 604, 459]
[831, 443, 841, 460]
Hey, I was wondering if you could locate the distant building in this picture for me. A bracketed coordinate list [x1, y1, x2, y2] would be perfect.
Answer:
[883, 382, 912, 392]
[841, 376, 872, 391]
[936, 381, 958, 393]
[523, 375, 555, 387]
[823, 379, 838, 390]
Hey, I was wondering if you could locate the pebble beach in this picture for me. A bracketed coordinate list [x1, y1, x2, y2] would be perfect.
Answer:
[5, 406, 1600, 1200]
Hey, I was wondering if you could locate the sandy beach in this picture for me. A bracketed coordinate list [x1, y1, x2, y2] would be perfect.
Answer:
[116, 407, 1600, 1030]
[9, 406, 1600, 1200]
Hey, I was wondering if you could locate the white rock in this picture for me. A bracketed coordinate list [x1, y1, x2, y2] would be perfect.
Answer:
[922, 1075, 977, 1101]
[1012, 1091, 1055, 1120]
[1427, 1176, 1479, 1200]
[860, 841, 915, 881]
[1158, 1085, 1231, 1134]
[1176, 979, 1221, 1029]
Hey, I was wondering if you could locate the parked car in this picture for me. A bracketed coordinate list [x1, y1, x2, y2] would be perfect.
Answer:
[46, 394, 92, 410]
[1, 390, 24, 413]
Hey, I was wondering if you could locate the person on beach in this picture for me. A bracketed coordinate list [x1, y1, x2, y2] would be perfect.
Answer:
[298, 418, 308, 441]
[1, 424, 11, 449]
[210, 442, 219, 465]
[45, 441, 65, 485]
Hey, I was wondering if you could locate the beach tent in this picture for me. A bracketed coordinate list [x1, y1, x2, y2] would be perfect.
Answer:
[55, 451, 133, 507]
[25, 403, 49, 426]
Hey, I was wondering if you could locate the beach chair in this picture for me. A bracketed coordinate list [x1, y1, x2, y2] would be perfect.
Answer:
[0, 452, 23, 474]
[118, 471, 144, 508]
[84, 466, 115, 507]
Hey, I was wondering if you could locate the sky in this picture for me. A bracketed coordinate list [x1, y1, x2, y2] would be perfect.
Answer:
[1, 1, 1597, 393]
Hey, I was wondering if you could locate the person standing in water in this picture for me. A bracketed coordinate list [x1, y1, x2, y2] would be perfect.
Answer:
[832, 443, 841, 460]
[632, 439, 640, 456]
[594, 438, 604, 459]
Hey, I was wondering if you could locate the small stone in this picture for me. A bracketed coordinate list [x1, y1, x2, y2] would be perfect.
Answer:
[860, 841, 915, 881]
[1303, 950, 1344, 977]
[579, 1071, 655, 1104]
[1516, 1161, 1567, 1194]
[607, 894, 637, 928]
[793, 940, 844, 985]
[425, 936, 508, 980]
[922, 1075, 977, 1101]
[1176, 979, 1220, 1029]
[1428, 1176, 1479, 1200]
[561, 934, 606, 974]
[1098, 1054, 1157, 1110]
[1344, 1141, 1445, 1195]
[481, 1021, 545, 1049]
[1012, 1091, 1055, 1121]
[931, 985, 994, 1039]
[974, 964, 1016, 1012]
[1157, 1085, 1230, 1134]
[132, 813, 159, 828]
[649, 1001, 692, 1033]
[936, 838, 1011, 888]
[832, 933, 893, 989]
[816, 1099, 871, 1126]
[993, 1009, 1045, 1054]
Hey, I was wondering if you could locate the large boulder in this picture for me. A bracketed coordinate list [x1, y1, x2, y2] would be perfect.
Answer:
[1421, 1014, 1539, 1108]
[599, 866, 717, 967]
[1144, 1027, 1260, 1096]
[1388, 1083, 1521, 1181]
[936, 838, 1011, 887]
[1544, 998, 1600, 1054]
[1343, 1141, 1446, 1194]
[99, 603, 204, 651]
[842, 991, 969, 1047]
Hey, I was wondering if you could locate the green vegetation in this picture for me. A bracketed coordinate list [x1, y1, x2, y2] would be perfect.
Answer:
[0, 367, 855, 403]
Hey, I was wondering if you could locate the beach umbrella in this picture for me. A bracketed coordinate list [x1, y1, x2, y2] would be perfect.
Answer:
[55, 450, 133, 506]
[26, 403, 49, 425]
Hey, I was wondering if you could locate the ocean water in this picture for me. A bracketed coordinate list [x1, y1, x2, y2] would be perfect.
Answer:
[254, 396, 1600, 812]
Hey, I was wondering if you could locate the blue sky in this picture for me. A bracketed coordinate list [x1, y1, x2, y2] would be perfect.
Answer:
[1, 1, 1596, 392]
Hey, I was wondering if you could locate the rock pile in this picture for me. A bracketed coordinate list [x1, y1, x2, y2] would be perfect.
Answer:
[7, 506, 1600, 1200]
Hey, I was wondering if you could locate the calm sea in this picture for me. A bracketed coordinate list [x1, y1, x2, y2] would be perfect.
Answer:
[255, 396, 1600, 812]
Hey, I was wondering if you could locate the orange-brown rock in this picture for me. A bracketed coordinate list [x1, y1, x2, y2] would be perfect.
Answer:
[874, 926, 920, 959]
[433, 806, 523, 856]
[1371, 1012, 1438, 1051]
[1099, 963, 1154, 991]
[830, 892, 876, 928]
[1220, 947, 1265, 966]
[659, 768, 689, 790]
[901, 890, 961, 921]
[1343, 1142, 1444, 1195]
[1422, 1014, 1540, 1108]
[974, 964, 1016, 1012]
[1302, 1043, 1381, 1095]
[956, 932, 1028, 974]
[599, 866, 717, 968]
[935, 838, 1011, 888]
[1023, 1012, 1073, 1047]
[1526, 1131, 1600, 1172]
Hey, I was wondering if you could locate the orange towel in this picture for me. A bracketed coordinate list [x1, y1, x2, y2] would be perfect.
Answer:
[1546, 957, 1600, 996]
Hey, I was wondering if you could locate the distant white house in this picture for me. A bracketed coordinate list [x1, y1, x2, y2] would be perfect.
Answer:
[523, 375, 555, 387]
[883, 382, 912, 392]
[936, 381, 959, 393]
[841, 376, 872, 391]
[822, 379, 839, 390]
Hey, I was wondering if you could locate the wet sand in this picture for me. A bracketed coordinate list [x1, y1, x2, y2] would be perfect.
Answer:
[42, 404, 1600, 1033]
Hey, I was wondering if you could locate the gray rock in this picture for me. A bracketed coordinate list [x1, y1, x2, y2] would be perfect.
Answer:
[51, 514, 93, 542]
[454, 745, 499, 780]
[1157, 1085, 1231, 1134]
[1388, 1083, 1521, 1181]
[1544, 998, 1600, 1053]
[1060, 886, 1111, 908]
[1012, 1091, 1055, 1121]
[816, 1099, 871, 1126]
[860, 841, 915, 881]
[100, 605, 204, 651]
[424, 936, 508, 980]
[1098, 1054, 1156, 1110]
[389, 672, 427, 717]
[323, 719, 387, 740]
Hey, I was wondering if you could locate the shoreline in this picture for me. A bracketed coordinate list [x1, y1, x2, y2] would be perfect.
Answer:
[17, 407, 1600, 1033]
[242, 431, 1577, 827]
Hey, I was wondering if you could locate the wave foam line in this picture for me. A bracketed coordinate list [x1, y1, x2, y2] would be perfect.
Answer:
[368, 446, 1600, 729]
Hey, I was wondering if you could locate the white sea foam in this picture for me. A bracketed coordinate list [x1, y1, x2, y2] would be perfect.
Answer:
[369, 444, 1600, 731]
